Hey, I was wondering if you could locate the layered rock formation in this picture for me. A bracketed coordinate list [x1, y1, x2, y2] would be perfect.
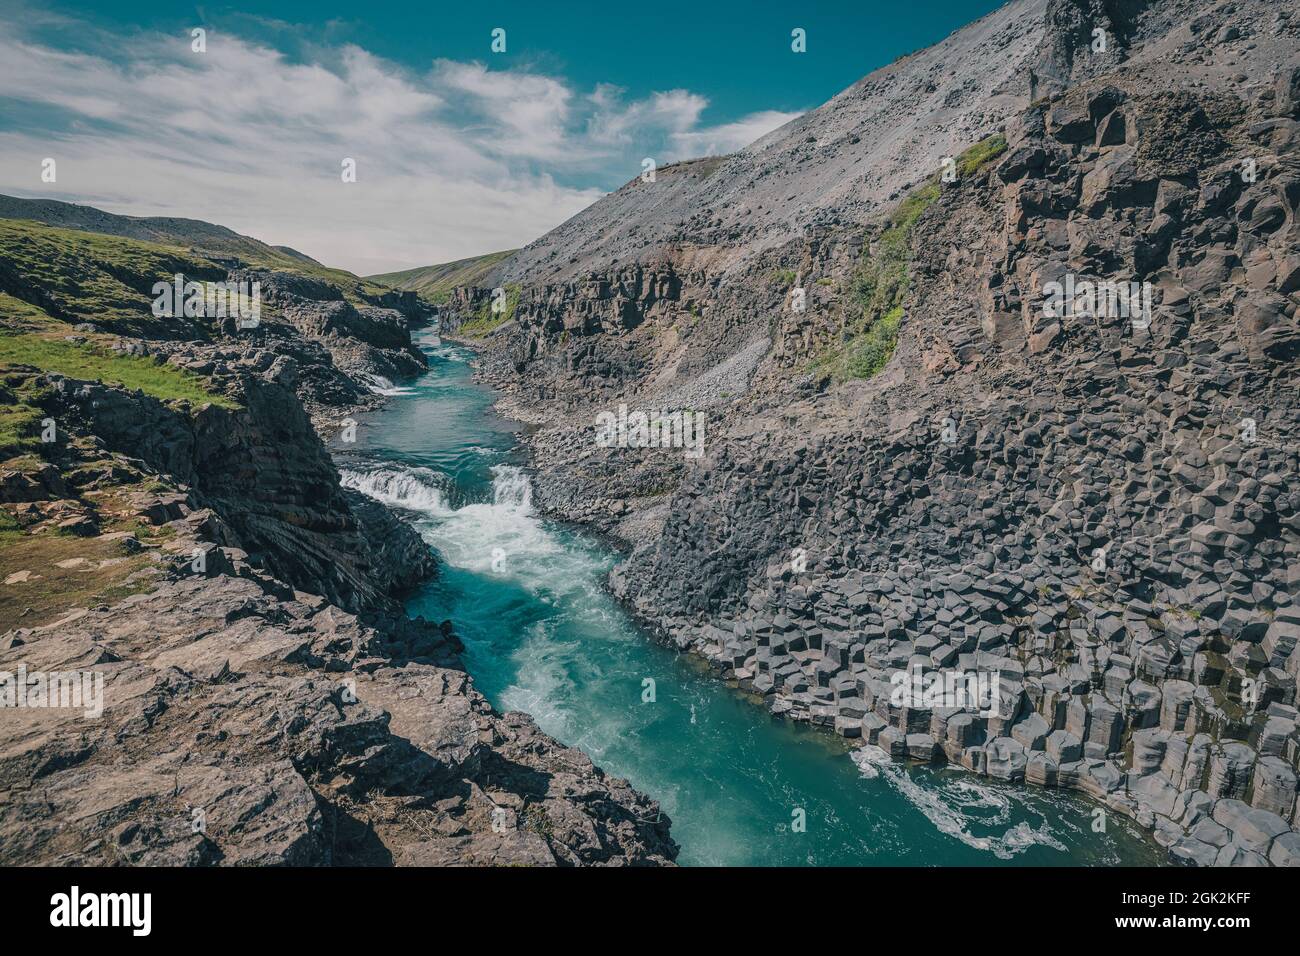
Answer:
[441, 0, 1300, 865]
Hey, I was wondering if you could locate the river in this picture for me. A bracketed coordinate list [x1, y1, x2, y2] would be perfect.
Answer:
[339, 329, 1162, 866]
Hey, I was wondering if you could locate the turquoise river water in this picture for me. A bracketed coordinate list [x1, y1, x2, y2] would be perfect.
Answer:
[339, 330, 1163, 866]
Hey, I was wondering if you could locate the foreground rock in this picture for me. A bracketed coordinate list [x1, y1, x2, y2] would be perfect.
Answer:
[0, 575, 675, 865]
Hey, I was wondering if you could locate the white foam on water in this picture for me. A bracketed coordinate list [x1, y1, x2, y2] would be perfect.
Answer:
[349, 462, 602, 607]
[349, 454, 1096, 864]
[400, 464, 637, 752]
[427, 465, 561, 579]
[340, 465, 450, 514]
[496, 618, 584, 743]
[490, 464, 532, 511]
[357, 372, 417, 396]
[851, 746, 1066, 859]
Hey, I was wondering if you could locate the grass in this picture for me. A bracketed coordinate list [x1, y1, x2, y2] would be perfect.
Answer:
[0, 331, 235, 457]
[0, 369, 59, 460]
[810, 134, 1007, 382]
[0, 531, 155, 631]
[0, 215, 391, 336]
[458, 283, 521, 337]
[0, 218, 223, 331]
[0, 291, 64, 333]
[956, 134, 1007, 178]
[0, 334, 235, 408]
[0, 387, 48, 460]
[368, 250, 516, 306]
[840, 306, 903, 379]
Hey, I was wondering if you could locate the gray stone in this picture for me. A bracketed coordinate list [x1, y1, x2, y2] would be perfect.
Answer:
[1250, 756, 1298, 817]
[1211, 799, 1290, 853]
[985, 737, 1027, 782]
[1045, 729, 1082, 763]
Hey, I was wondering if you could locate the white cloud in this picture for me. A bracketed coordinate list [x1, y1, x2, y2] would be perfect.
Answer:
[670, 110, 802, 158]
[586, 87, 710, 146]
[0, 18, 802, 273]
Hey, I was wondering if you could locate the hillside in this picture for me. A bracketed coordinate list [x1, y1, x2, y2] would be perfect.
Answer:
[0, 195, 385, 298]
[498, 0, 1044, 285]
[368, 250, 516, 304]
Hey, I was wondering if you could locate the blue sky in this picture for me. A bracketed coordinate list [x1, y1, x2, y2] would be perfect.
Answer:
[0, 0, 1005, 272]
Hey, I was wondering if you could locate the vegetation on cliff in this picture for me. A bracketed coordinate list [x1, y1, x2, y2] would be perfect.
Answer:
[0, 218, 223, 330]
[813, 134, 1007, 381]
[459, 282, 521, 336]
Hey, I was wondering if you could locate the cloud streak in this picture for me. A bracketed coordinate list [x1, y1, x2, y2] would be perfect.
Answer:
[0, 16, 801, 273]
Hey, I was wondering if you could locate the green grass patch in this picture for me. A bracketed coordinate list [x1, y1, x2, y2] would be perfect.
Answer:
[810, 134, 1006, 382]
[0, 400, 46, 460]
[0, 218, 223, 329]
[957, 134, 1007, 178]
[0, 216, 388, 330]
[458, 283, 521, 337]
[0, 374, 56, 460]
[0, 291, 62, 333]
[368, 250, 516, 306]
[0, 334, 235, 409]
[840, 306, 902, 379]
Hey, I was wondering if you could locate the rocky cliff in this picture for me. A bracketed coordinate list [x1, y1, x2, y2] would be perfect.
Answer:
[441, 0, 1300, 865]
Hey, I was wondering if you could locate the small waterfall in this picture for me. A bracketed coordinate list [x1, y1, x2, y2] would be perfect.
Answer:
[356, 371, 415, 396]
[339, 465, 449, 514]
[346, 341, 1160, 867]
[490, 465, 533, 512]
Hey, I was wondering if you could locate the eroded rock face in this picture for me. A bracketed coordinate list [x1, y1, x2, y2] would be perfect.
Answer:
[38, 371, 395, 614]
[248, 269, 428, 383]
[0, 576, 676, 866]
[444, 0, 1300, 865]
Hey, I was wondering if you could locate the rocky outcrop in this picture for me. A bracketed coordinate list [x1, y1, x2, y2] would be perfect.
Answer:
[496, 1, 1051, 285]
[36, 368, 398, 614]
[249, 270, 429, 383]
[0, 360, 677, 866]
[0, 574, 675, 866]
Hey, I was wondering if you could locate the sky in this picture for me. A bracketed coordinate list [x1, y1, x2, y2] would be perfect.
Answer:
[0, 0, 1005, 274]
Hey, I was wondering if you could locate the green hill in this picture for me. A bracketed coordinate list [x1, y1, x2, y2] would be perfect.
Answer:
[368, 249, 515, 304]
[0, 205, 406, 456]
[0, 194, 385, 299]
